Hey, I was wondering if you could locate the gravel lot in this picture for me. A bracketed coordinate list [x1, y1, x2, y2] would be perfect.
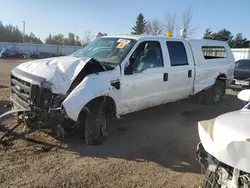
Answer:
[0, 59, 242, 188]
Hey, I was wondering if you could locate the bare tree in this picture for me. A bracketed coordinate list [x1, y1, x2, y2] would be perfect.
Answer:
[84, 30, 91, 43]
[165, 12, 176, 34]
[181, 6, 197, 38]
[144, 18, 164, 35]
[82, 30, 91, 46]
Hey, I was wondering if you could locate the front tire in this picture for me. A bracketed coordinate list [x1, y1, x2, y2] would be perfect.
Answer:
[81, 99, 108, 145]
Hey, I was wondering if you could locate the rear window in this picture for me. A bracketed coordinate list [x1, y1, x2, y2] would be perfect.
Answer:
[202, 46, 227, 59]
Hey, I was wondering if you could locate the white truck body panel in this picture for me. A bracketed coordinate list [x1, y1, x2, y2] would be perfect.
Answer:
[62, 68, 120, 121]
[11, 35, 235, 122]
[163, 38, 195, 101]
[118, 37, 195, 115]
[188, 39, 235, 94]
[198, 107, 250, 173]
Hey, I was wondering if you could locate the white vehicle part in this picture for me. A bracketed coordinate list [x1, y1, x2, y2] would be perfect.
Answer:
[0, 109, 30, 119]
[188, 39, 235, 94]
[216, 165, 230, 188]
[216, 167, 240, 188]
[165, 39, 195, 100]
[194, 67, 227, 94]
[62, 71, 120, 122]
[238, 89, 250, 102]
[118, 67, 170, 116]
[198, 109, 250, 174]
[228, 168, 240, 188]
[17, 56, 91, 95]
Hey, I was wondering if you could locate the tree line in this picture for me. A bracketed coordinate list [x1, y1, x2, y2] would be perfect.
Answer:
[0, 21, 43, 44]
[0, 21, 95, 46]
[131, 8, 250, 48]
[203, 29, 249, 48]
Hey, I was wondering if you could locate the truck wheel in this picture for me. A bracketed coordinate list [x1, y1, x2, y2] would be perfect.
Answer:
[83, 99, 108, 145]
[204, 80, 225, 105]
[203, 169, 221, 188]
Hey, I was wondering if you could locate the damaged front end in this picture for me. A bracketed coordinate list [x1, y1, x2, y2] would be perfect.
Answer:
[196, 142, 250, 188]
[2, 37, 136, 145]
[9, 67, 67, 127]
[7, 57, 109, 130]
[196, 112, 250, 188]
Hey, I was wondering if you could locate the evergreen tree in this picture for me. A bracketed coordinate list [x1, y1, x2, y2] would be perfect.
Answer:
[231, 33, 250, 48]
[203, 28, 250, 48]
[131, 13, 146, 35]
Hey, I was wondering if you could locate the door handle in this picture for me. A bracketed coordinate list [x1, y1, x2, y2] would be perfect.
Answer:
[163, 73, 168, 82]
[188, 70, 192, 78]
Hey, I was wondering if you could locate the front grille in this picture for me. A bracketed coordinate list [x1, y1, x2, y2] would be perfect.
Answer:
[11, 74, 32, 104]
[234, 75, 250, 80]
[10, 68, 49, 109]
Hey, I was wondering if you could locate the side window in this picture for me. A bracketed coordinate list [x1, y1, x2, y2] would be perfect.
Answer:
[129, 41, 163, 73]
[166, 41, 188, 66]
[202, 46, 227, 59]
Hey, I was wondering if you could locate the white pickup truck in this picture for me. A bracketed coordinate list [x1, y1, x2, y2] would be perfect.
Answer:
[8, 35, 235, 145]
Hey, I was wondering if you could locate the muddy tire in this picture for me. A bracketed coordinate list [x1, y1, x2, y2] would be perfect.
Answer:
[83, 98, 108, 145]
[204, 80, 225, 105]
[203, 169, 221, 188]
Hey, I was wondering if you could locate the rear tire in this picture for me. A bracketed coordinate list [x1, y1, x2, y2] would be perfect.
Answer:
[80, 99, 108, 145]
[203, 169, 221, 188]
[204, 80, 225, 105]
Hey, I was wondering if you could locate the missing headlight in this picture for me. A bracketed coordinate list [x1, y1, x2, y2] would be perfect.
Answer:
[51, 94, 66, 108]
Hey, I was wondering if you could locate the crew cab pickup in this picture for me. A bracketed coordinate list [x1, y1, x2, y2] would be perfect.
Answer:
[9, 35, 235, 145]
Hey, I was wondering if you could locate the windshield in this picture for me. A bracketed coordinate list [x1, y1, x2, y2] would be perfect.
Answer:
[71, 37, 136, 65]
[236, 60, 250, 69]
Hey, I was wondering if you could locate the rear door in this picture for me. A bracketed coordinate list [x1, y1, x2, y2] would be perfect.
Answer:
[164, 40, 195, 101]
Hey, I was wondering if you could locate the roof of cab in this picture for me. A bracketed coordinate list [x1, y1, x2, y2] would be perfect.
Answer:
[101, 35, 228, 46]
[101, 34, 176, 40]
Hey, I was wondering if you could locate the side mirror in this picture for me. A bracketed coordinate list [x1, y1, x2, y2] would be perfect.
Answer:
[238, 89, 250, 102]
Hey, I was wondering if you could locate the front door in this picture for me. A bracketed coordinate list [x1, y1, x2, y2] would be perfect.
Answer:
[118, 40, 168, 115]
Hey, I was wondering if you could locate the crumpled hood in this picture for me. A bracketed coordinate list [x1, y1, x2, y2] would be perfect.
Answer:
[16, 56, 91, 94]
[198, 109, 250, 173]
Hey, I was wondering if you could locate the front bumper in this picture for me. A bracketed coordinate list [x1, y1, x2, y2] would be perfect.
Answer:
[227, 79, 250, 90]
[10, 95, 30, 110]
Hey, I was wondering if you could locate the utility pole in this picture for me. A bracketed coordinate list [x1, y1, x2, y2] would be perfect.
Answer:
[23, 21, 25, 43]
